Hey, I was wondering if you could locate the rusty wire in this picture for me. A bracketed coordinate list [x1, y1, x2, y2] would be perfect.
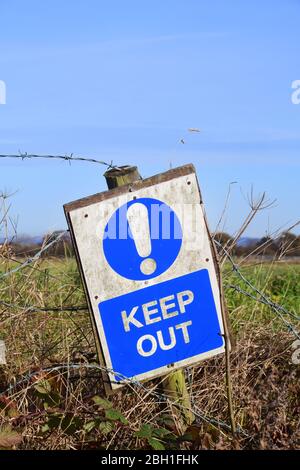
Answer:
[0, 152, 117, 168]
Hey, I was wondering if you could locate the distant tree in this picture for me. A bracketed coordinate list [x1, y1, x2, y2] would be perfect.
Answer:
[213, 232, 233, 254]
[11, 243, 40, 257]
[255, 236, 278, 256]
[213, 232, 232, 245]
[211, 231, 300, 258]
[42, 231, 74, 258]
[277, 232, 300, 257]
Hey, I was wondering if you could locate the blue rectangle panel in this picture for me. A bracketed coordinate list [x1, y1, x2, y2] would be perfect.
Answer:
[98, 269, 224, 381]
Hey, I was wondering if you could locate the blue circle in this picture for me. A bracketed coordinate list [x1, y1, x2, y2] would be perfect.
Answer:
[103, 198, 182, 280]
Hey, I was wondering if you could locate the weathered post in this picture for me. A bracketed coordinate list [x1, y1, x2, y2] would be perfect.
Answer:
[160, 370, 194, 432]
[103, 165, 194, 432]
[104, 165, 142, 190]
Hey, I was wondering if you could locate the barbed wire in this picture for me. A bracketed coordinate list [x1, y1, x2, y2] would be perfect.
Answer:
[0, 214, 296, 442]
[0, 299, 87, 314]
[226, 283, 300, 321]
[215, 240, 300, 340]
[1, 156, 298, 447]
[0, 152, 119, 169]
[1, 232, 298, 343]
[0, 362, 249, 438]
[0, 230, 68, 279]
[2, 236, 298, 327]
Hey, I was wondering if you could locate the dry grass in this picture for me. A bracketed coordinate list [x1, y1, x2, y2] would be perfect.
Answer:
[0, 254, 299, 450]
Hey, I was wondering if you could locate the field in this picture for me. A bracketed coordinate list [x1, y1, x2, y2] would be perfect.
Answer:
[0, 255, 299, 450]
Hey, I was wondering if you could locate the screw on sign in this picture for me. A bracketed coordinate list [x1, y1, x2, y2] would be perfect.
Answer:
[64, 164, 229, 392]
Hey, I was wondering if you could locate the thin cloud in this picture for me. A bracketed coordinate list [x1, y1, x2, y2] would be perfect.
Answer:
[0, 31, 229, 63]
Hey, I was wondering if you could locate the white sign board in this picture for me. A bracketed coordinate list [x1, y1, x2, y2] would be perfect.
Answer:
[64, 164, 227, 391]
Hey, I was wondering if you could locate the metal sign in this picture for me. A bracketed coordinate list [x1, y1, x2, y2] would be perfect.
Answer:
[64, 164, 227, 391]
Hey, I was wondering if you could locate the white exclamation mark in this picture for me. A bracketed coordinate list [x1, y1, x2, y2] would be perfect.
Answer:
[127, 202, 157, 276]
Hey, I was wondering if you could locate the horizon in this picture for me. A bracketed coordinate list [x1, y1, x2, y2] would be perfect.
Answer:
[0, 232, 297, 244]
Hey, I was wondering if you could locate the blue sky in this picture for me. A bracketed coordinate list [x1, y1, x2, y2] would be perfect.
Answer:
[0, 0, 299, 237]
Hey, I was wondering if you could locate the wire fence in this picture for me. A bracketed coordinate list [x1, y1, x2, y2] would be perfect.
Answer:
[214, 240, 300, 341]
[2, 231, 296, 337]
[0, 361, 249, 438]
[0, 153, 299, 448]
[0, 230, 68, 280]
[0, 153, 118, 168]
[1, 213, 298, 436]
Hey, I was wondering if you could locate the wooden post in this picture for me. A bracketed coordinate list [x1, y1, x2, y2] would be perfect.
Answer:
[103, 165, 194, 432]
[160, 371, 194, 432]
[104, 165, 142, 190]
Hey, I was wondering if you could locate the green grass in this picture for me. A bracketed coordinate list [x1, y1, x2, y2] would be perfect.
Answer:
[1, 257, 299, 367]
[223, 262, 300, 334]
[2, 258, 299, 320]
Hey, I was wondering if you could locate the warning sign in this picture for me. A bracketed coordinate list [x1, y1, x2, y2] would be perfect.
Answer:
[64, 164, 227, 390]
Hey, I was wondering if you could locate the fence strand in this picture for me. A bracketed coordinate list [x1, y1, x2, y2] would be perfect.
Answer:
[0, 231, 68, 279]
[0, 153, 118, 168]
[215, 240, 300, 340]
[0, 362, 249, 438]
